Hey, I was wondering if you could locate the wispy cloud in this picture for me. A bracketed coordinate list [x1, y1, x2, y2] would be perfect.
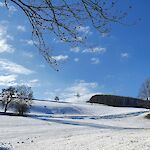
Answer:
[62, 80, 98, 102]
[0, 59, 33, 75]
[0, 75, 39, 87]
[101, 33, 109, 37]
[21, 39, 35, 46]
[66, 80, 98, 94]
[17, 25, 26, 32]
[70, 47, 80, 53]
[53, 38, 64, 43]
[20, 79, 40, 87]
[0, 25, 15, 53]
[52, 55, 69, 62]
[8, 5, 17, 15]
[22, 52, 33, 58]
[91, 57, 100, 64]
[45, 80, 99, 102]
[0, 2, 5, 7]
[83, 47, 106, 54]
[74, 36, 83, 42]
[121, 52, 129, 58]
[0, 2, 17, 15]
[76, 26, 92, 35]
[74, 58, 79, 62]
[39, 64, 45, 68]
[0, 74, 17, 86]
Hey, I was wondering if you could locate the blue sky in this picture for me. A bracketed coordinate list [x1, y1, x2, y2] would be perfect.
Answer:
[0, 0, 150, 101]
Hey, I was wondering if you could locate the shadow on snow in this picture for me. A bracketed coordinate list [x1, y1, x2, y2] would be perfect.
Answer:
[0, 147, 10, 150]
[31, 105, 83, 115]
[30, 110, 149, 130]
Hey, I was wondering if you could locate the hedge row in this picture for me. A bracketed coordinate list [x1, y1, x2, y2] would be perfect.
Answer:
[88, 94, 150, 108]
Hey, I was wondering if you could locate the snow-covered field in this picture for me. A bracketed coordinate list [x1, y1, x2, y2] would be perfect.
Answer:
[0, 100, 150, 150]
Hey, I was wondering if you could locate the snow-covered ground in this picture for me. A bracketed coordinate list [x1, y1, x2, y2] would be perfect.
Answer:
[0, 100, 150, 150]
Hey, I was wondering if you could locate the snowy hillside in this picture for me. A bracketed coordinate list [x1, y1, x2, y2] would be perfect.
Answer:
[0, 100, 150, 150]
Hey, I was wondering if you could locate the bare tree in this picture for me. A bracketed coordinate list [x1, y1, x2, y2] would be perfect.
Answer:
[54, 96, 59, 102]
[139, 78, 150, 101]
[76, 93, 80, 98]
[1, 86, 16, 113]
[14, 85, 33, 115]
[3, 0, 132, 68]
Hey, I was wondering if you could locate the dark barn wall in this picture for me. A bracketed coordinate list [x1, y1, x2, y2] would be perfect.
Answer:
[88, 95, 150, 108]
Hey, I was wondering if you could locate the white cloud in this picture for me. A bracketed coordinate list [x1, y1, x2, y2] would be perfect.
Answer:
[91, 58, 100, 64]
[83, 47, 106, 54]
[52, 55, 69, 62]
[73, 36, 83, 42]
[39, 64, 45, 68]
[0, 2, 17, 14]
[76, 26, 92, 35]
[21, 39, 37, 46]
[70, 47, 80, 53]
[17, 25, 26, 32]
[101, 33, 109, 37]
[0, 25, 15, 53]
[64, 93, 97, 103]
[8, 5, 17, 14]
[28, 79, 39, 86]
[53, 38, 64, 43]
[6, 35, 14, 40]
[121, 52, 129, 58]
[0, 2, 5, 7]
[63, 80, 97, 99]
[26, 40, 34, 45]
[44, 80, 100, 102]
[20, 79, 40, 87]
[0, 39, 14, 53]
[67, 80, 98, 94]
[74, 58, 79, 62]
[0, 59, 33, 75]
[23, 52, 33, 58]
[0, 74, 17, 86]
[62, 80, 98, 102]
[0, 75, 39, 87]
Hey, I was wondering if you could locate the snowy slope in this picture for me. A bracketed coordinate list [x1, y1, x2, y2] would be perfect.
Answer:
[0, 100, 150, 150]
[31, 99, 147, 115]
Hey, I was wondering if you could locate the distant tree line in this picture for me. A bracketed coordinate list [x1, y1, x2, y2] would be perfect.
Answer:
[0, 85, 33, 116]
[88, 78, 150, 109]
[88, 94, 150, 109]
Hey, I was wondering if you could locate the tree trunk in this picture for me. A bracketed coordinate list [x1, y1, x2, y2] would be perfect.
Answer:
[4, 100, 11, 113]
[4, 103, 8, 113]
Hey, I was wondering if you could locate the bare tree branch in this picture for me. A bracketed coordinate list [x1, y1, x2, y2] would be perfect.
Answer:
[3, 0, 131, 69]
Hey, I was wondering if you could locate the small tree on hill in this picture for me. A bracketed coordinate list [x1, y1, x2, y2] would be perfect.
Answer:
[1, 86, 16, 113]
[76, 93, 80, 98]
[14, 85, 33, 115]
[55, 96, 59, 102]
